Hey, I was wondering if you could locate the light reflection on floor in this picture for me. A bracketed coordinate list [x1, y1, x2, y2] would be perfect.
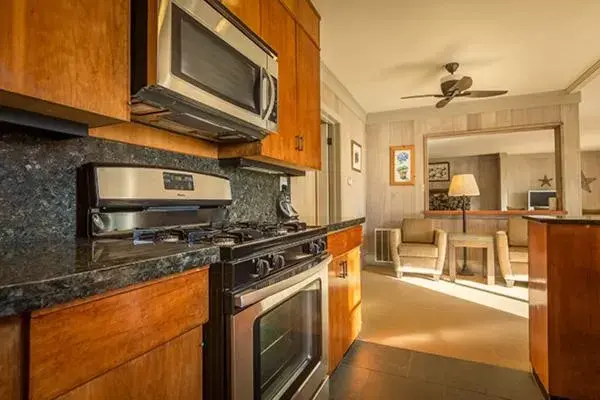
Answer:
[361, 265, 531, 371]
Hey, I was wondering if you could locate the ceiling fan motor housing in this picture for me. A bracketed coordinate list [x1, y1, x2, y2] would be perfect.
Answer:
[440, 74, 463, 95]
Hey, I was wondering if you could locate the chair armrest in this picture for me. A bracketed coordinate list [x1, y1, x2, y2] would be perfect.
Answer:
[495, 231, 513, 278]
[434, 229, 447, 272]
[390, 228, 402, 267]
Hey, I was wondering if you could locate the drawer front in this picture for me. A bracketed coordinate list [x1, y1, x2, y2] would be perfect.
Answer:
[30, 267, 209, 400]
[56, 327, 203, 400]
[328, 225, 363, 258]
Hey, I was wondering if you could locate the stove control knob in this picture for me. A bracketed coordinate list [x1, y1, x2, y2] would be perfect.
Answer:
[256, 259, 271, 277]
[317, 239, 327, 252]
[308, 241, 320, 255]
[272, 254, 285, 270]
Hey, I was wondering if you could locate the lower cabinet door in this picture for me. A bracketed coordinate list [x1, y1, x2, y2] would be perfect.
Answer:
[57, 327, 203, 400]
[328, 255, 349, 374]
[346, 247, 362, 343]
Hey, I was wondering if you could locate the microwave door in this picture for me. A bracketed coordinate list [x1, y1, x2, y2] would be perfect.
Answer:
[159, 1, 271, 131]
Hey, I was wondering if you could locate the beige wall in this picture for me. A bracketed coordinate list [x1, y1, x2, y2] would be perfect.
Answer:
[291, 63, 367, 224]
[429, 154, 500, 210]
[365, 92, 581, 253]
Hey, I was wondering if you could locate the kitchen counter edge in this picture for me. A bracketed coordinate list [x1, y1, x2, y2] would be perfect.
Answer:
[523, 215, 600, 225]
[0, 245, 220, 318]
[327, 217, 366, 233]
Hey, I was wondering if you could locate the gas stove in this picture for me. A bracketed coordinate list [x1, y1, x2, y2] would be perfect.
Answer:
[77, 164, 330, 400]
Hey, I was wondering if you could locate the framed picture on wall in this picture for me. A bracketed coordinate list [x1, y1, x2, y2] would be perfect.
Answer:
[390, 145, 415, 185]
[428, 162, 450, 182]
[351, 140, 362, 172]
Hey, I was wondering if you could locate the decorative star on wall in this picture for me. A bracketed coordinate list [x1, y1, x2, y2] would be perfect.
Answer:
[581, 170, 597, 193]
[538, 174, 553, 188]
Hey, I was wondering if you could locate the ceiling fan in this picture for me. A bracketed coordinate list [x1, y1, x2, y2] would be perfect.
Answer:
[401, 62, 508, 108]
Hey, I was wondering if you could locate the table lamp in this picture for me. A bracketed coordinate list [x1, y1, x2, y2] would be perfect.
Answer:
[448, 174, 480, 275]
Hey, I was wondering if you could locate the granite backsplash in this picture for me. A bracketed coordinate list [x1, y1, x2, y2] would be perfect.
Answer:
[0, 127, 280, 243]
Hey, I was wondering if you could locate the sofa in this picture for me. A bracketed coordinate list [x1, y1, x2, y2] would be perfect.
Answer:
[390, 219, 447, 280]
[496, 217, 529, 287]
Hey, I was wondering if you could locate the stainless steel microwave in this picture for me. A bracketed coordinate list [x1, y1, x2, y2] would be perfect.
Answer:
[131, 0, 278, 143]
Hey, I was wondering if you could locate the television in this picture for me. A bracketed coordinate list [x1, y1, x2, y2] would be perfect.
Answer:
[528, 190, 556, 210]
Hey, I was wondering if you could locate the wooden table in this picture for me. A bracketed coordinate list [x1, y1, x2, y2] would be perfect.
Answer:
[448, 233, 495, 285]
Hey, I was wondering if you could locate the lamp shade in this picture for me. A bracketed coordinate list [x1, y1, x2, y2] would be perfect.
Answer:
[448, 174, 480, 197]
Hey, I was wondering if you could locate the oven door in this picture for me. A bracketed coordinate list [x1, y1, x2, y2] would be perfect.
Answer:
[230, 256, 331, 400]
[157, 0, 278, 133]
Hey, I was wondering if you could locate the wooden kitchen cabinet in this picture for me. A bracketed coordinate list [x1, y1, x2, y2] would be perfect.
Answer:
[295, 26, 322, 169]
[258, 0, 300, 166]
[0, 0, 130, 127]
[0, 267, 210, 400]
[327, 227, 363, 374]
[219, 0, 322, 170]
[57, 327, 203, 400]
[221, 0, 261, 34]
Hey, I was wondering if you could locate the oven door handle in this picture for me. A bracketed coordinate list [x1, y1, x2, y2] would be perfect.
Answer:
[234, 255, 332, 308]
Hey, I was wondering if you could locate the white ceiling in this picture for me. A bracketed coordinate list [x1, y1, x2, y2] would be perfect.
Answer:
[313, 0, 600, 113]
[428, 129, 600, 159]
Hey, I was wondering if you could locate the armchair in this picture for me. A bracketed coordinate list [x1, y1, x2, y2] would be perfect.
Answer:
[390, 219, 447, 280]
[496, 217, 529, 287]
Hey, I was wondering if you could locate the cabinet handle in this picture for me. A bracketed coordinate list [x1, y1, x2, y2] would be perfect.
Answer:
[299, 136, 304, 151]
[343, 261, 348, 278]
[295, 135, 300, 151]
[338, 261, 345, 278]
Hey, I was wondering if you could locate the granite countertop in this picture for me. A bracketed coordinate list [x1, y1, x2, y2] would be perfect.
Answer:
[0, 239, 220, 318]
[327, 217, 366, 233]
[523, 215, 600, 225]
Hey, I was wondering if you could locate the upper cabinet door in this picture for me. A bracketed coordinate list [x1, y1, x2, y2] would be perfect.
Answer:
[0, 0, 129, 127]
[260, 0, 298, 164]
[221, 0, 261, 34]
[296, 27, 321, 170]
[297, 0, 320, 46]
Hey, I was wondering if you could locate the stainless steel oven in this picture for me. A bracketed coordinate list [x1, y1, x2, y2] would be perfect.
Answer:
[131, 0, 278, 142]
[230, 255, 331, 400]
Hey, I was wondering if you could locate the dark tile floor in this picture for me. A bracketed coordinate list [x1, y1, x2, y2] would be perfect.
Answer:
[329, 341, 544, 400]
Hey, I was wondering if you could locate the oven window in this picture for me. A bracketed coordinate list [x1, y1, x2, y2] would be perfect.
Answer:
[254, 281, 322, 400]
[171, 5, 261, 114]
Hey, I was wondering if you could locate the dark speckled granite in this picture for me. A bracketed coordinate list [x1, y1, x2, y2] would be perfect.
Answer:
[0, 240, 219, 317]
[327, 217, 366, 233]
[523, 215, 600, 225]
[0, 127, 279, 243]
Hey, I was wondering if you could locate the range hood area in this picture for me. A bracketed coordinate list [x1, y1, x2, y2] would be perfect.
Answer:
[130, 0, 279, 144]
[219, 158, 305, 176]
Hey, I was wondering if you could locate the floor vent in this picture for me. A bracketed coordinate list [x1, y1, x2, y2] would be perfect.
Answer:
[374, 228, 394, 262]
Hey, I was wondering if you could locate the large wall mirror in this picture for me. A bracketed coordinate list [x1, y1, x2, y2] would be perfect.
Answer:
[425, 129, 565, 212]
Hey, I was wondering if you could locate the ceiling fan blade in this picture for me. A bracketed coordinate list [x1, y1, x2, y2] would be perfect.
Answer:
[401, 94, 440, 99]
[436, 97, 453, 108]
[450, 76, 473, 93]
[458, 90, 508, 98]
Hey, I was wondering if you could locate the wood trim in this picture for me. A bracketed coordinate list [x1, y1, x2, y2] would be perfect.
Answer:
[389, 145, 416, 186]
[0, 316, 24, 400]
[424, 210, 568, 217]
[30, 268, 209, 400]
[423, 122, 562, 140]
[90, 122, 218, 159]
[422, 122, 564, 212]
[328, 225, 363, 258]
[565, 58, 600, 93]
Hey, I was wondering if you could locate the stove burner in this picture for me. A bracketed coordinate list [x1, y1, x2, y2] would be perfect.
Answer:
[212, 236, 237, 246]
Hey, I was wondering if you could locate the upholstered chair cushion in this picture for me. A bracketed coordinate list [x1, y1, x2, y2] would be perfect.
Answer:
[398, 243, 439, 259]
[402, 219, 435, 244]
[508, 217, 529, 247]
[509, 246, 529, 263]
